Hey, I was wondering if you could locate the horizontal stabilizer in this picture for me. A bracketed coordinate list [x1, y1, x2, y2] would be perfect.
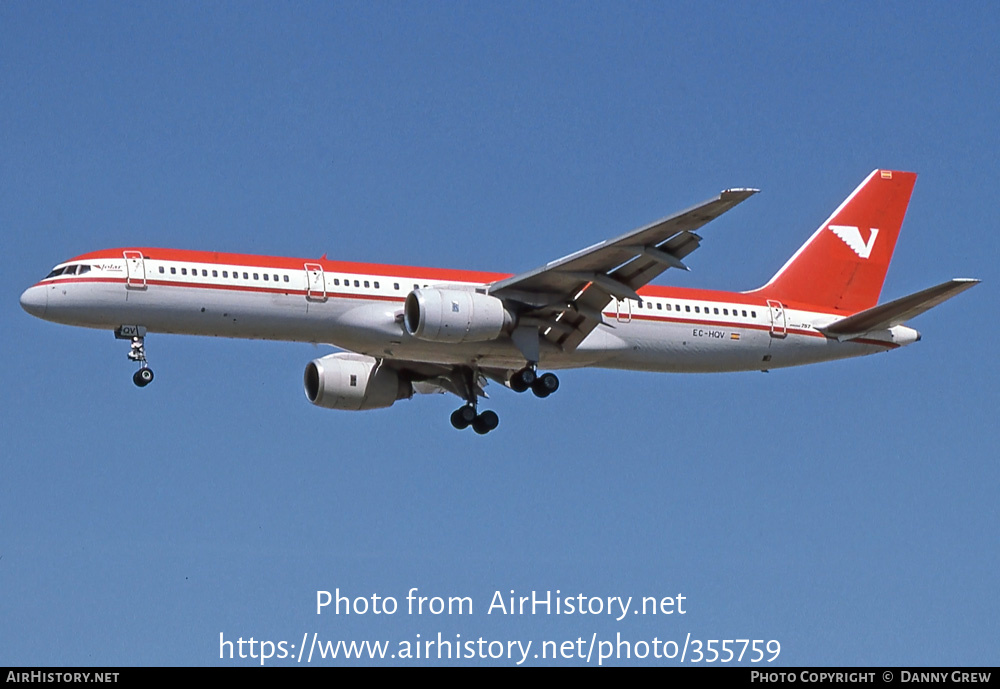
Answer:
[819, 279, 979, 338]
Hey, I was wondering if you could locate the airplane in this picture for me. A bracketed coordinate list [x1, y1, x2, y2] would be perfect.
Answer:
[20, 169, 978, 434]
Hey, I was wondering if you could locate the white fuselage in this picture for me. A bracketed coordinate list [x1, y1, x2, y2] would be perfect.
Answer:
[20, 249, 918, 375]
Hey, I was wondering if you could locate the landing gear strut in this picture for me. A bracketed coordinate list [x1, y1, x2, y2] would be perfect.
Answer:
[510, 365, 559, 398]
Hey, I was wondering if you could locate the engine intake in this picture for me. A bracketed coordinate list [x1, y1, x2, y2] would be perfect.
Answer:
[304, 353, 412, 411]
[403, 288, 512, 343]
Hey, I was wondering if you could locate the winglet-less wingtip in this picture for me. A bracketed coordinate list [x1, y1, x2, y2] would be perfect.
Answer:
[722, 188, 760, 200]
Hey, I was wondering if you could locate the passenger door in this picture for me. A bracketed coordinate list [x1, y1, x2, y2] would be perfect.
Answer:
[304, 263, 327, 302]
[123, 251, 146, 290]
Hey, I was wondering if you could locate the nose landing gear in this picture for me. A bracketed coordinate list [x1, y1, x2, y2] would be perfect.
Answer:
[115, 325, 154, 388]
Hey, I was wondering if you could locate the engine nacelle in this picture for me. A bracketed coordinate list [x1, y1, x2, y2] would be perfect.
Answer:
[304, 353, 412, 411]
[403, 288, 512, 343]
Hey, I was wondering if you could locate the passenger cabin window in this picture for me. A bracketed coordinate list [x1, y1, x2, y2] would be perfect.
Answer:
[171, 267, 177, 274]
[159, 267, 165, 274]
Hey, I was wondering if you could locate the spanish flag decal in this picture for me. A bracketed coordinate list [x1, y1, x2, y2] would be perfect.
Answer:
[731, 332, 741, 340]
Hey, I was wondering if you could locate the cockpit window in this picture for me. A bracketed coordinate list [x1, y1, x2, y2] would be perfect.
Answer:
[44, 264, 93, 279]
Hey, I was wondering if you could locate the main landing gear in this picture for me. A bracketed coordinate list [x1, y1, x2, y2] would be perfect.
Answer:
[450, 405, 500, 435]
[448, 364, 560, 434]
[508, 366, 559, 398]
[448, 366, 500, 435]
[116, 326, 154, 388]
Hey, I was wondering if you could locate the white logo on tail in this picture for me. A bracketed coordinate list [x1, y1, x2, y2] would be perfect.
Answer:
[829, 225, 879, 259]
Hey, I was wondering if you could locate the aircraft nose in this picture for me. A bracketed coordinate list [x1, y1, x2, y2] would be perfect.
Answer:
[19, 285, 47, 318]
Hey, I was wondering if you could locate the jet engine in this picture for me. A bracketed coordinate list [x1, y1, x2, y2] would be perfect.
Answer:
[403, 288, 512, 343]
[304, 353, 412, 411]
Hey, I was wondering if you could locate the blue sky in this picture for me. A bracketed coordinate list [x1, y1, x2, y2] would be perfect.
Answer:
[2, 2, 996, 666]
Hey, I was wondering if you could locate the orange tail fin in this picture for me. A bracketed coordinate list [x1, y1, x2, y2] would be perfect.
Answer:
[752, 169, 917, 313]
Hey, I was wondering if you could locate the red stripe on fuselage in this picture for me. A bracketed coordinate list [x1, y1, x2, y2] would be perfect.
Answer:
[42, 272, 898, 349]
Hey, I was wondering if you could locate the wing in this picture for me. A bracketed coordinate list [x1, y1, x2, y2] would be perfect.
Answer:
[488, 188, 759, 351]
[382, 359, 499, 402]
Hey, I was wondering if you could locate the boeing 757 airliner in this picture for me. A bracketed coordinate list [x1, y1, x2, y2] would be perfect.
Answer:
[20, 169, 977, 433]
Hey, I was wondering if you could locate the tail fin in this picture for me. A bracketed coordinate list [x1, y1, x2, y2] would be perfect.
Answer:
[752, 169, 917, 313]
